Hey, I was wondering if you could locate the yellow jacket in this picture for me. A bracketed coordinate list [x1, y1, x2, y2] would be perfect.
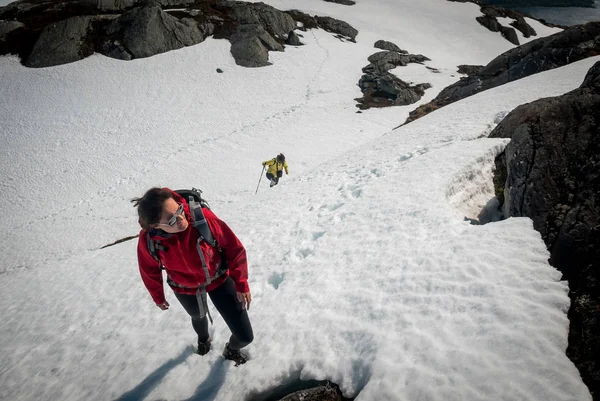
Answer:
[262, 158, 289, 176]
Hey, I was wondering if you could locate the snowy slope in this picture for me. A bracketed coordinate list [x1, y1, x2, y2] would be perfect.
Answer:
[0, 0, 557, 273]
[0, 0, 591, 400]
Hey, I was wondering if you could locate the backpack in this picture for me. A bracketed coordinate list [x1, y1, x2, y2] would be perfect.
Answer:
[146, 187, 228, 285]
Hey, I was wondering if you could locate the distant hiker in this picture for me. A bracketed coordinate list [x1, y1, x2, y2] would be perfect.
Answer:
[262, 153, 289, 187]
[131, 187, 253, 366]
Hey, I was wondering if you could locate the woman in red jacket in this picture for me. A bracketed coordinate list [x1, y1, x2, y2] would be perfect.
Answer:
[132, 187, 253, 365]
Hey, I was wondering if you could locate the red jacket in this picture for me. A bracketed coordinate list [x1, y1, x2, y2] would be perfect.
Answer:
[137, 191, 249, 305]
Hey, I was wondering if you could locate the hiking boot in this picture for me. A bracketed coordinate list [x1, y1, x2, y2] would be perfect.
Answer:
[222, 343, 248, 366]
[196, 338, 211, 356]
[269, 179, 277, 187]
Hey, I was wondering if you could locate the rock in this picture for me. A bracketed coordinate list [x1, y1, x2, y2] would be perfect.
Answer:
[477, 5, 538, 43]
[479, 0, 594, 6]
[216, 1, 296, 39]
[366, 51, 429, 73]
[499, 25, 519, 45]
[457, 64, 484, 75]
[357, 72, 430, 109]
[358, 46, 431, 109]
[374, 39, 406, 53]
[476, 15, 502, 32]
[279, 383, 348, 400]
[0, 20, 24, 38]
[314, 15, 358, 41]
[405, 21, 600, 124]
[25, 15, 92, 68]
[285, 9, 358, 41]
[489, 61, 600, 398]
[95, 0, 197, 11]
[285, 30, 303, 46]
[109, 4, 204, 59]
[285, 10, 319, 31]
[230, 23, 282, 67]
[323, 0, 356, 5]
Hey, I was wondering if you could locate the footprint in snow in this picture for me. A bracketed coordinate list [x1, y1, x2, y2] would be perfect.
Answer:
[268, 272, 285, 290]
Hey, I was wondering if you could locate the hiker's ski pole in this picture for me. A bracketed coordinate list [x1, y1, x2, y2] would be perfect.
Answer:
[255, 165, 265, 194]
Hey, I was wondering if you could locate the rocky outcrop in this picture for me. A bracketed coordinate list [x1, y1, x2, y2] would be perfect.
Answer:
[314, 16, 358, 42]
[404, 21, 600, 124]
[215, 1, 296, 40]
[476, 5, 540, 45]
[449, 0, 542, 44]
[104, 4, 204, 60]
[457, 64, 484, 75]
[489, 61, 600, 400]
[287, 10, 358, 42]
[323, 0, 356, 5]
[0, 0, 358, 68]
[356, 40, 431, 109]
[285, 30, 303, 46]
[230, 23, 283, 67]
[374, 39, 406, 53]
[479, 0, 594, 7]
[25, 15, 93, 67]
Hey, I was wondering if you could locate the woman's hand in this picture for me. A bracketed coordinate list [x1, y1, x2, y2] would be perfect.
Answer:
[237, 291, 252, 310]
[156, 301, 170, 310]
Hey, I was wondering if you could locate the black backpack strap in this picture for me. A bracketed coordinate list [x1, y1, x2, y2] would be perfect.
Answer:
[187, 194, 217, 247]
[146, 232, 167, 268]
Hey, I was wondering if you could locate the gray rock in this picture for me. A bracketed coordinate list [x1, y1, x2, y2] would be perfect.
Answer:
[100, 40, 132, 60]
[323, 0, 356, 5]
[367, 51, 429, 73]
[112, 4, 204, 59]
[26, 15, 92, 68]
[374, 39, 406, 53]
[95, 0, 196, 11]
[0, 20, 24, 38]
[285, 30, 303, 46]
[314, 15, 358, 41]
[457, 64, 484, 75]
[217, 1, 296, 39]
[405, 21, 600, 124]
[230, 24, 282, 67]
[480, 5, 537, 40]
[500, 25, 519, 45]
[489, 61, 600, 397]
[476, 15, 502, 32]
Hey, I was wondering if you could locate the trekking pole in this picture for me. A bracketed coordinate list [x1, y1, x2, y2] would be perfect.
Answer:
[255, 166, 265, 194]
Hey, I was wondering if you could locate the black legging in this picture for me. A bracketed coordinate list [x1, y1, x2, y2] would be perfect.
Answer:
[266, 172, 279, 185]
[174, 276, 253, 351]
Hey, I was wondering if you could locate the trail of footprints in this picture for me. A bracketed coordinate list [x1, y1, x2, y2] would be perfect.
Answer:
[269, 144, 434, 289]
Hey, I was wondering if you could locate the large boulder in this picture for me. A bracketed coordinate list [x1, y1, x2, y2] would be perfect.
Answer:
[366, 50, 429, 72]
[215, 1, 296, 39]
[405, 21, 600, 124]
[323, 0, 356, 5]
[229, 23, 283, 67]
[106, 4, 204, 59]
[489, 61, 600, 399]
[0, 20, 24, 38]
[374, 39, 406, 53]
[314, 15, 357, 41]
[285, 10, 358, 42]
[357, 47, 431, 110]
[25, 15, 93, 67]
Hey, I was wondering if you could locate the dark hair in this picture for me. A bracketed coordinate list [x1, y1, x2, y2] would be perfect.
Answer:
[277, 153, 285, 162]
[131, 187, 173, 230]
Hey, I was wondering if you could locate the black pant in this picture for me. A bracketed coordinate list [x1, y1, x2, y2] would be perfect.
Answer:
[266, 172, 280, 185]
[174, 277, 253, 351]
